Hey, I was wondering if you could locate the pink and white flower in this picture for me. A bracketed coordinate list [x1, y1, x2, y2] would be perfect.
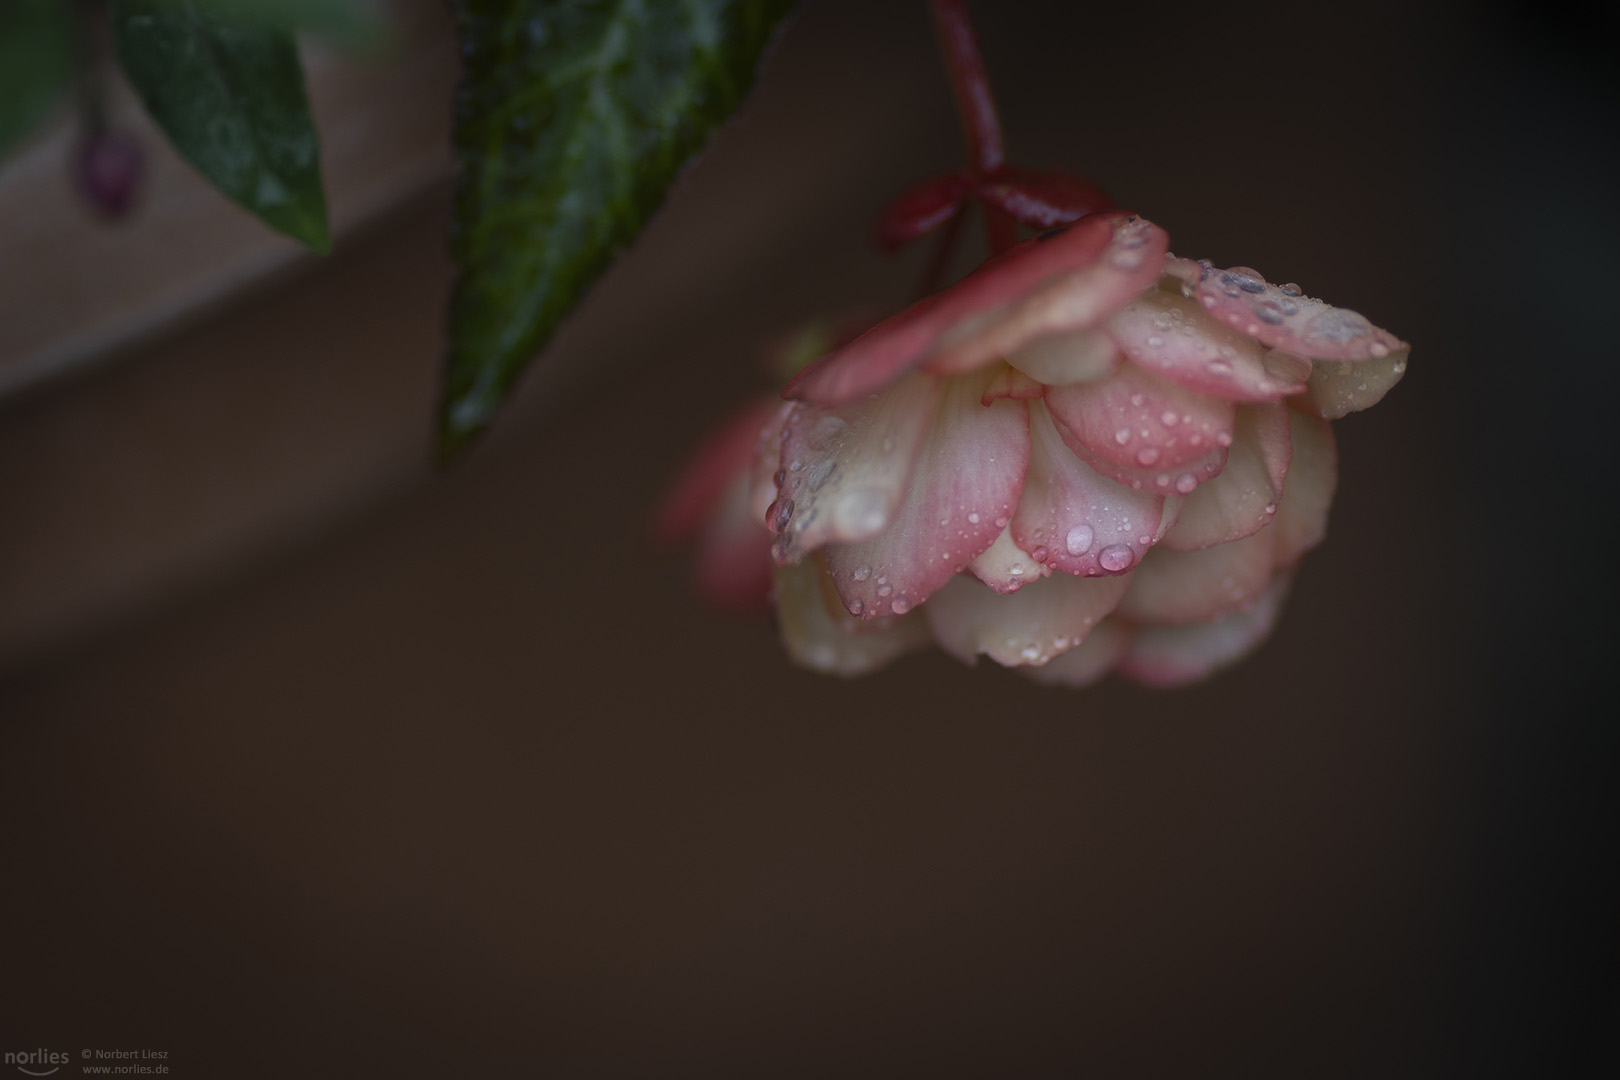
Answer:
[668, 212, 1407, 686]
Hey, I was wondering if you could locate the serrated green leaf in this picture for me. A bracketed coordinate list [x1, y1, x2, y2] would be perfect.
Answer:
[110, 0, 330, 251]
[440, 0, 798, 459]
[0, 0, 76, 162]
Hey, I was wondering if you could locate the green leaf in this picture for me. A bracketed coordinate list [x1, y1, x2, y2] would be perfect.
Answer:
[192, 0, 388, 51]
[0, 0, 76, 162]
[441, 0, 799, 459]
[110, 0, 330, 251]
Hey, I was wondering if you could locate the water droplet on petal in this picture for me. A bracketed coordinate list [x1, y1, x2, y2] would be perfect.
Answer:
[1253, 300, 1285, 325]
[1137, 447, 1161, 466]
[852, 564, 872, 582]
[1161, 410, 1180, 426]
[890, 597, 910, 615]
[1065, 524, 1094, 555]
[1369, 341, 1390, 357]
[767, 498, 794, 534]
[1098, 545, 1134, 572]
[1114, 427, 1132, 445]
[1175, 473, 1198, 494]
[967, 511, 981, 524]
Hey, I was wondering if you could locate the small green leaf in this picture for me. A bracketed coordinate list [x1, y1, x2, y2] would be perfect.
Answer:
[441, 0, 799, 459]
[110, 0, 330, 251]
[0, 0, 76, 162]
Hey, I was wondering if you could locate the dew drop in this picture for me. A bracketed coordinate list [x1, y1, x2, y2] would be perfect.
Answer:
[1208, 360, 1233, 376]
[1253, 300, 1285, 325]
[852, 564, 872, 582]
[1065, 524, 1094, 555]
[767, 498, 794, 534]
[1137, 447, 1161, 466]
[1369, 341, 1390, 358]
[1098, 544, 1134, 572]
[1032, 546, 1049, 562]
[967, 511, 981, 524]
[1216, 430, 1234, 447]
[1114, 427, 1132, 445]
[1161, 410, 1180, 426]
[1111, 251, 1144, 271]
[1129, 392, 1146, 407]
[993, 515, 1009, 529]
[1279, 282, 1303, 297]
[877, 584, 893, 597]
[1147, 335, 1165, 348]
[1175, 473, 1198, 494]
[890, 597, 910, 615]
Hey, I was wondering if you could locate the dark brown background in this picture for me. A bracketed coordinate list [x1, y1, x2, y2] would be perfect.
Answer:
[2, 1, 1615, 1076]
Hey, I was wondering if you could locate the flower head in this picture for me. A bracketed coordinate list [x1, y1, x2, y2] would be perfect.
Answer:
[670, 212, 1407, 687]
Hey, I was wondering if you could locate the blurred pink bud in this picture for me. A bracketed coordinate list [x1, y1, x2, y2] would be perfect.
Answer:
[669, 213, 1407, 686]
[74, 128, 144, 221]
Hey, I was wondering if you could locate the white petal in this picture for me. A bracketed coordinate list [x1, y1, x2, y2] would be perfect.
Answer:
[774, 560, 930, 677]
[923, 570, 1129, 668]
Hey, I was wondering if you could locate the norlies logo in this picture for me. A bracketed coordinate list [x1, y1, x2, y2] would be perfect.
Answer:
[3, 1049, 68, 1077]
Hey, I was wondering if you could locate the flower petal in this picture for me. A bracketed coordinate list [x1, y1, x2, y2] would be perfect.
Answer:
[923, 215, 1169, 377]
[1004, 328, 1122, 387]
[1108, 290, 1309, 402]
[1272, 410, 1338, 566]
[1291, 346, 1410, 419]
[1021, 618, 1132, 687]
[775, 559, 931, 677]
[969, 522, 1053, 593]
[1116, 527, 1278, 624]
[824, 371, 1031, 618]
[923, 570, 1130, 667]
[785, 213, 1121, 407]
[768, 374, 938, 565]
[655, 398, 784, 545]
[1012, 402, 1181, 577]
[695, 478, 776, 614]
[1044, 361, 1234, 495]
[1161, 402, 1292, 551]
[1117, 572, 1291, 687]
[749, 401, 797, 526]
[1194, 264, 1408, 363]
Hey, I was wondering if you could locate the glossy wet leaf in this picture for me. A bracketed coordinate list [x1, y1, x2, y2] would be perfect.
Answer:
[0, 0, 76, 163]
[111, 0, 329, 251]
[441, 0, 798, 459]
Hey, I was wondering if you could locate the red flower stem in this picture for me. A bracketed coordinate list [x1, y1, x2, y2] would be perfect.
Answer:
[928, 0, 1015, 253]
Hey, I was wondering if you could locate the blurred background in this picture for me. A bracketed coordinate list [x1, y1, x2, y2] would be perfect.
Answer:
[1, 0, 1615, 1075]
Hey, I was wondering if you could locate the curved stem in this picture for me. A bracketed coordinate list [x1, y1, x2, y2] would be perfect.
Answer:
[927, 0, 1014, 254]
[928, 0, 1003, 172]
